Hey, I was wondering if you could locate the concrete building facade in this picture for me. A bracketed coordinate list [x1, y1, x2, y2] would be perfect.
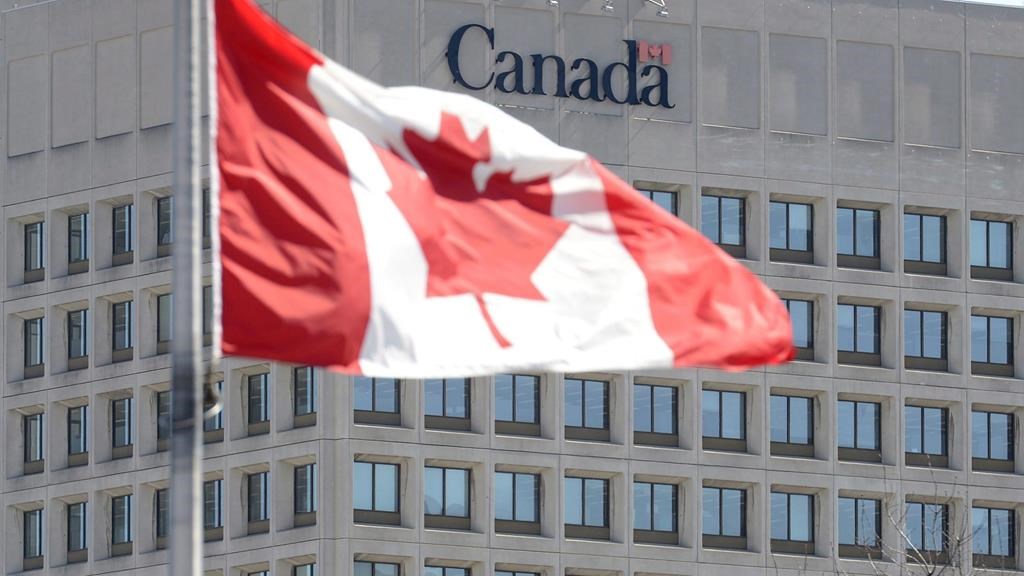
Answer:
[1, 0, 1024, 575]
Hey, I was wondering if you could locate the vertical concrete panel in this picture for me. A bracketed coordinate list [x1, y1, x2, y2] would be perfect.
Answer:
[5, 4, 48, 60]
[628, 0, 695, 172]
[7, 56, 48, 157]
[835, 41, 894, 142]
[701, 27, 760, 130]
[278, 0, 320, 49]
[969, 54, 1024, 156]
[903, 48, 960, 150]
[422, 0, 487, 93]
[561, 11, 627, 165]
[350, 0, 417, 86]
[769, 34, 826, 137]
[51, 45, 93, 147]
[140, 27, 173, 129]
[493, 4, 558, 141]
[92, 0, 136, 40]
[966, 3, 1024, 200]
[49, 0, 92, 52]
[138, 0, 173, 31]
[95, 35, 138, 139]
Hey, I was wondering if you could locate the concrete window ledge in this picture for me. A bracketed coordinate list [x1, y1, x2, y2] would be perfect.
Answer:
[24, 364, 45, 379]
[634, 529, 678, 545]
[24, 268, 45, 283]
[112, 251, 134, 266]
[23, 459, 44, 475]
[495, 519, 541, 535]
[354, 410, 402, 427]
[972, 457, 1014, 473]
[248, 519, 270, 535]
[112, 348, 134, 363]
[771, 539, 814, 555]
[204, 527, 224, 542]
[68, 356, 89, 371]
[972, 361, 1014, 378]
[111, 542, 133, 557]
[702, 534, 747, 550]
[67, 549, 88, 564]
[247, 421, 270, 436]
[68, 452, 89, 467]
[293, 412, 317, 429]
[204, 429, 224, 444]
[564, 524, 610, 541]
[425, 514, 470, 531]
[111, 445, 133, 460]
[971, 266, 1013, 282]
[68, 260, 90, 275]
[294, 512, 316, 528]
[22, 556, 43, 571]
[425, 415, 471, 432]
[353, 509, 401, 526]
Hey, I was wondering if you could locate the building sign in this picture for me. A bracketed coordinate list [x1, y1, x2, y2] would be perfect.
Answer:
[446, 23, 674, 108]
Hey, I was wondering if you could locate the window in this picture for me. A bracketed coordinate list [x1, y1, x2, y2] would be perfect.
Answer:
[702, 389, 745, 451]
[294, 463, 317, 526]
[202, 187, 212, 243]
[68, 213, 88, 272]
[904, 213, 946, 274]
[771, 492, 814, 553]
[565, 377, 609, 441]
[424, 568, 468, 576]
[24, 221, 44, 280]
[23, 317, 44, 377]
[293, 367, 316, 426]
[23, 413, 44, 472]
[353, 461, 400, 525]
[634, 481, 677, 544]
[640, 188, 677, 215]
[838, 497, 881, 558]
[157, 196, 173, 253]
[247, 373, 269, 435]
[770, 395, 813, 457]
[155, 489, 169, 544]
[247, 471, 270, 532]
[111, 301, 132, 361]
[634, 383, 677, 446]
[294, 564, 316, 576]
[971, 218, 1013, 280]
[354, 562, 400, 576]
[202, 285, 213, 341]
[770, 201, 813, 263]
[703, 487, 746, 549]
[112, 204, 133, 262]
[111, 494, 132, 554]
[354, 377, 400, 425]
[204, 479, 223, 531]
[905, 405, 948, 467]
[67, 309, 88, 367]
[784, 299, 814, 360]
[838, 400, 881, 462]
[424, 378, 470, 430]
[111, 398, 133, 456]
[424, 466, 470, 529]
[904, 309, 947, 371]
[494, 471, 539, 534]
[973, 411, 1014, 472]
[905, 502, 947, 561]
[701, 194, 745, 257]
[68, 406, 88, 464]
[837, 304, 880, 365]
[204, 380, 224, 437]
[156, 391, 171, 451]
[156, 293, 173, 353]
[495, 373, 539, 436]
[67, 502, 87, 557]
[837, 207, 880, 269]
[973, 507, 1015, 568]
[972, 315, 1014, 377]
[564, 476, 609, 540]
[23, 509, 43, 563]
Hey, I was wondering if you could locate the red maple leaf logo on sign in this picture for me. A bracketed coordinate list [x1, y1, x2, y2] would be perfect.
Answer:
[388, 112, 569, 347]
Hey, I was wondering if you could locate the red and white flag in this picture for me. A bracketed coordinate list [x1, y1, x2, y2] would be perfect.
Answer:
[214, 0, 794, 377]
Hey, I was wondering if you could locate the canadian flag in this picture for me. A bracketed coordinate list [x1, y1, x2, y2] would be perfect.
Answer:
[214, 0, 793, 377]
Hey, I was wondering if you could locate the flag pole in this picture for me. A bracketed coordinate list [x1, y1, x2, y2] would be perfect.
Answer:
[170, 0, 203, 573]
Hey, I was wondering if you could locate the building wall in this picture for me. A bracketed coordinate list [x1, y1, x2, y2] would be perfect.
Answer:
[1, 0, 1023, 575]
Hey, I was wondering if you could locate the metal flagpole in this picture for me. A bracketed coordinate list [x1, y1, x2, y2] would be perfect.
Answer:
[170, 0, 203, 573]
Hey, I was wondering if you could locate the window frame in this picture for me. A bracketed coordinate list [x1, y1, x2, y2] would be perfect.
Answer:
[770, 394, 815, 457]
[111, 494, 133, 551]
[564, 476, 610, 540]
[111, 397, 133, 458]
[837, 303, 881, 366]
[971, 314, 1015, 377]
[157, 196, 174, 254]
[424, 465, 471, 530]
[494, 373, 541, 437]
[904, 212, 947, 275]
[837, 399, 882, 463]
[972, 410, 1015, 473]
[67, 212, 89, 271]
[156, 293, 173, 353]
[494, 471, 540, 534]
[633, 480, 678, 545]
[633, 382, 678, 446]
[904, 501, 948, 563]
[23, 508, 43, 562]
[354, 561, 401, 576]
[904, 405, 949, 468]
[770, 491, 815, 554]
[293, 366, 317, 426]
[353, 377, 402, 426]
[702, 486, 747, 549]
[23, 412, 44, 466]
[904, 309, 948, 372]
[972, 507, 1016, 568]
[769, 200, 814, 263]
[783, 298, 815, 360]
[155, 488, 169, 546]
[640, 188, 678, 216]
[67, 405, 88, 462]
[247, 471, 270, 533]
[111, 203, 133, 261]
[353, 460, 401, 525]
[564, 377, 610, 442]
[23, 317, 44, 374]
[23, 221, 44, 278]
[67, 501, 87, 557]
[424, 378, 471, 431]
[156, 390, 171, 451]
[67, 309, 88, 367]
[247, 373, 270, 435]
[970, 218, 1013, 281]
[836, 206, 881, 269]
[204, 380, 224, 440]
[203, 479, 223, 531]
[702, 388, 746, 452]
[293, 463, 317, 527]
[837, 496, 882, 558]
[701, 194, 747, 258]
[111, 300, 133, 362]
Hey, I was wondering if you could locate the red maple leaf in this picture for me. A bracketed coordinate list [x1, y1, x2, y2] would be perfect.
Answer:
[387, 112, 569, 347]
